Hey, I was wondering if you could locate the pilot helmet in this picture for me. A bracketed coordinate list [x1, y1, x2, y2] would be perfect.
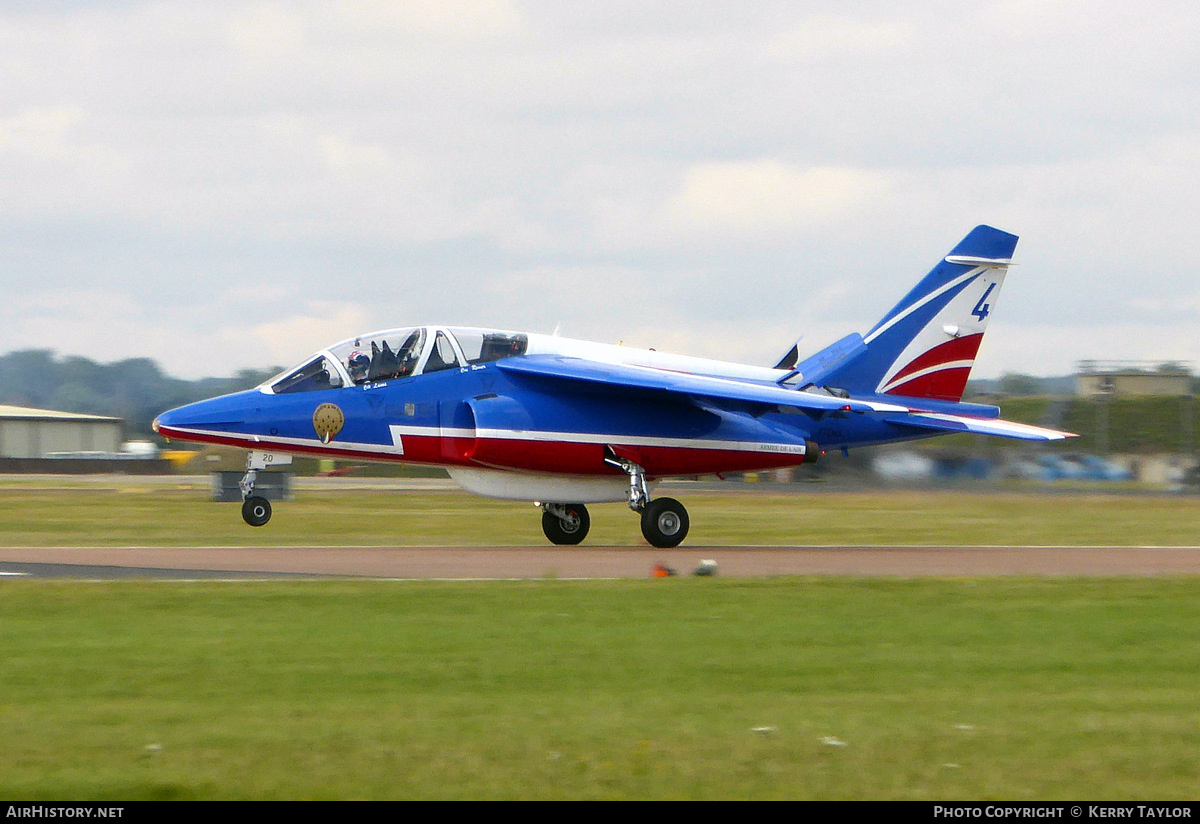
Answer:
[348, 351, 370, 381]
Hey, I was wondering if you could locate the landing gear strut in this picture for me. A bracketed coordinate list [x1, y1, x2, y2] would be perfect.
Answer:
[541, 503, 590, 545]
[239, 454, 272, 527]
[604, 450, 690, 548]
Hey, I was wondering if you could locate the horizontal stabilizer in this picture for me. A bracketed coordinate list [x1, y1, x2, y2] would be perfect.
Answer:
[943, 255, 1014, 267]
[785, 333, 867, 387]
[498, 355, 908, 414]
[773, 341, 801, 371]
[887, 412, 1077, 441]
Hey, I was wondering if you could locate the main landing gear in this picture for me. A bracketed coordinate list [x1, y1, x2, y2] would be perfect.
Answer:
[539, 455, 691, 548]
[541, 503, 591, 545]
[239, 454, 272, 527]
[605, 452, 689, 548]
[639, 497, 690, 549]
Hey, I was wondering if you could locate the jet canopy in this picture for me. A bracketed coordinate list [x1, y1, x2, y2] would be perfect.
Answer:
[264, 326, 529, 394]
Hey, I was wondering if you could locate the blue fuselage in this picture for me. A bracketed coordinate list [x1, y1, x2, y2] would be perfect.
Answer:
[154, 361, 962, 479]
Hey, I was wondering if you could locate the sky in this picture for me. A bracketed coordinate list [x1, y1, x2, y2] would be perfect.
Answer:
[2, 1, 1199, 380]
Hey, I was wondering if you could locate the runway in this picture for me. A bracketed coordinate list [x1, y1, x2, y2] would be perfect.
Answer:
[3, 545, 1200, 579]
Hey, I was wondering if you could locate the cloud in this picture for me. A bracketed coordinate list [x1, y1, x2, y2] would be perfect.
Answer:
[0, 1, 1198, 382]
[0, 107, 84, 159]
[662, 160, 891, 237]
[331, 0, 524, 40]
[227, 4, 307, 57]
[766, 15, 916, 62]
[248, 302, 373, 366]
[317, 134, 396, 175]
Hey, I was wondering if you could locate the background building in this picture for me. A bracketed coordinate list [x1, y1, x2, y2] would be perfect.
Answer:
[0, 405, 123, 459]
[1075, 361, 1194, 397]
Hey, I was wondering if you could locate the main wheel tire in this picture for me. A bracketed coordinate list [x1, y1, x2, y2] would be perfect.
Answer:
[640, 497, 689, 548]
[241, 496, 272, 527]
[542, 504, 590, 545]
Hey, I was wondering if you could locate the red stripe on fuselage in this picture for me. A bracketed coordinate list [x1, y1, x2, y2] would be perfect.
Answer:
[471, 438, 806, 476]
[157, 426, 808, 478]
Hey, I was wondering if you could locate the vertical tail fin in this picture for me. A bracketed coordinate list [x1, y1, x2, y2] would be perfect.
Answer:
[820, 225, 1017, 402]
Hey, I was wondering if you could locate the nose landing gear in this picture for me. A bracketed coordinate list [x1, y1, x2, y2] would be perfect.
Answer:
[241, 495, 272, 527]
[238, 451, 282, 527]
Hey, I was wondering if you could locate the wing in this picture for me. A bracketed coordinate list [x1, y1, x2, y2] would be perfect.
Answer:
[886, 412, 1076, 441]
[496, 355, 909, 414]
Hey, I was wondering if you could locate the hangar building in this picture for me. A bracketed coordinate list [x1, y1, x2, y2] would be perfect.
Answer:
[1075, 361, 1194, 397]
[0, 405, 123, 458]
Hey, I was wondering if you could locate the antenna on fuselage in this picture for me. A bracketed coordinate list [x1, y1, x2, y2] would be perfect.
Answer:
[552, 322, 562, 337]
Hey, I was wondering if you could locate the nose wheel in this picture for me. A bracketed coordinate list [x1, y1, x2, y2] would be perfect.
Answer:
[241, 496, 272, 527]
[541, 503, 590, 545]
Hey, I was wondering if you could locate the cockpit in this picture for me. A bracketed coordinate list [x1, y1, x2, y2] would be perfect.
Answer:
[264, 326, 530, 394]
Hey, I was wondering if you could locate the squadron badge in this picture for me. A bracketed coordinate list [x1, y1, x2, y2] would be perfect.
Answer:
[312, 403, 345, 444]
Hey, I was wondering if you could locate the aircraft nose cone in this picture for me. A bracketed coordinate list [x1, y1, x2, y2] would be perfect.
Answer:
[154, 393, 251, 435]
[154, 405, 190, 431]
[152, 406, 188, 437]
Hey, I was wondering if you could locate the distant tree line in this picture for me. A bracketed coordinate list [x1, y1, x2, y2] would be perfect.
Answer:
[969, 369, 1200, 398]
[0, 350, 280, 441]
[966, 373, 1076, 397]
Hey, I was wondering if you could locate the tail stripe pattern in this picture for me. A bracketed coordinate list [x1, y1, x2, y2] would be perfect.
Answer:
[878, 332, 985, 400]
[863, 269, 982, 344]
[818, 225, 1017, 403]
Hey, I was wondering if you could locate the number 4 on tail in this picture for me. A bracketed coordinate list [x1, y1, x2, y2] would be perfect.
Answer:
[972, 283, 996, 321]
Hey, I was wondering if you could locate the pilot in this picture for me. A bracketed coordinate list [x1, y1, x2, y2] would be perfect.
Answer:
[347, 351, 371, 383]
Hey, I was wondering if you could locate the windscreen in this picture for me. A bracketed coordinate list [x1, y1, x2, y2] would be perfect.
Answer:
[270, 356, 343, 394]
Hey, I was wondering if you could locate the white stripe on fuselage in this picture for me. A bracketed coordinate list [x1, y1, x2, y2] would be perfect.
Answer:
[387, 425, 406, 455]
[167, 425, 807, 456]
[163, 426, 406, 456]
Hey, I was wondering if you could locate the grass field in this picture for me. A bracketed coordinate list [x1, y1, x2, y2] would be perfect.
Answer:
[2, 481, 1199, 799]
[1, 578, 1199, 800]
[0, 480, 1199, 547]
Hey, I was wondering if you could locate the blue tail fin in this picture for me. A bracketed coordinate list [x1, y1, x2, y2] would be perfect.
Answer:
[817, 225, 1018, 402]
